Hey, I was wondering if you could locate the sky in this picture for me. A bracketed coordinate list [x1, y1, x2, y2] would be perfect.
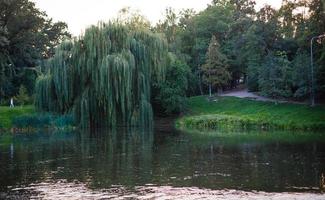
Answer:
[32, 0, 283, 36]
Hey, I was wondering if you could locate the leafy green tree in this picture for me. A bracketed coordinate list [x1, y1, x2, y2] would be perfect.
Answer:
[259, 52, 293, 98]
[154, 8, 201, 96]
[0, 0, 71, 98]
[242, 24, 266, 91]
[201, 35, 230, 96]
[292, 51, 310, 99]
[307, 0, 325, 98]
[155, 54, 191, 114]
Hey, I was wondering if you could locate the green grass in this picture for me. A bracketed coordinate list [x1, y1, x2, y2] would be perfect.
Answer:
[0, 106, 35, 129]
[177, 96, 325, 131]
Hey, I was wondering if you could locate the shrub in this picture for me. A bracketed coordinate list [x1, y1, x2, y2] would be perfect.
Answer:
[12, 114, 51, 128]
[53, 114, 75, 128]
[178, 114, 325, 131]
[12, 113, 74, 129]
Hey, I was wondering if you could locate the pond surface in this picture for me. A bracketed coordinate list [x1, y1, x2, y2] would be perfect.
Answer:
[0, 123, 325, 199]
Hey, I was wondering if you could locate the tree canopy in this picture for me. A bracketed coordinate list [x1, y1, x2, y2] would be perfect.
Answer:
[154, 0, 325, 101]
[0, 0, 70, 99]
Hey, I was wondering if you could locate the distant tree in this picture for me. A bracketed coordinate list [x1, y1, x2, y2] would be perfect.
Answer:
[308, 0, 325, 98]
[155, 8, 178, 45]
[117, 7, 151, 29]
[201, 35, 230, 96]
[242, 24, 266, 91]
[15, 85, 30, 106]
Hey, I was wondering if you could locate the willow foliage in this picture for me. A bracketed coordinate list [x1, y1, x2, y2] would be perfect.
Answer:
[35, 22, 168, 128]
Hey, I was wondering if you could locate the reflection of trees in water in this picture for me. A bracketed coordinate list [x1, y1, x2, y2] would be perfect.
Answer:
[0, 129, 324, 192]
[0, 128, 155, 190]
[77, 128, 155, 188]
[148, 131, 325, 192]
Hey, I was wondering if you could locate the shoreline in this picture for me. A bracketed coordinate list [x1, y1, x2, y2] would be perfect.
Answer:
[2, 181, 324, 200]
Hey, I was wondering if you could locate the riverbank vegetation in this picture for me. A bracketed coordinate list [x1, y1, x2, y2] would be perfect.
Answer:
[0, 106, 35, 129]
[185, 128, 325, 145]
[12, 113, 74, 131]
[177, 96, 325, 131]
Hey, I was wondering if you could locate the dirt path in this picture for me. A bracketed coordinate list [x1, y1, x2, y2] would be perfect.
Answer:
[220, 89, 306, 104]
[220, 89, 272, 101]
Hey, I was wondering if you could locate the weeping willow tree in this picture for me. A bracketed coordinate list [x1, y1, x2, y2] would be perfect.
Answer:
[35, 22, 167, 128]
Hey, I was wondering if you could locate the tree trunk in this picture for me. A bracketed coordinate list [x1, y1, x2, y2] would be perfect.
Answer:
[209, 83, 212, 97]
[198, 71, 203, 95]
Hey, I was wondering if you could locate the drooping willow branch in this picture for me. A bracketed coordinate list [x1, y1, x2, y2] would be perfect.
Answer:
[35, 22, 168, 128]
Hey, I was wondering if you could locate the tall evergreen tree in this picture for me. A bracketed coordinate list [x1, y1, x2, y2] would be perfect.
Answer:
[201, 35, 230, 96]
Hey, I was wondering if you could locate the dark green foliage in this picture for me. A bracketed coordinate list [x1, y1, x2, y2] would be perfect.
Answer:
[35, 22, 168, 128]
[12, 113, 74, 129]
[242, 24, 266, 91]
[53, 115, 74, 128]
[13, 114, 53, 129]
[259, 53, 293, 99]
[151, 0, 325, 101]
[155, 54, 191, 114]
[0, 0, 71, 99]
[292, 51, 310, 99]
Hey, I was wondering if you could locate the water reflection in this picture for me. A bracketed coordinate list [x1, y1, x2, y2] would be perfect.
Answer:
[0, 126, 325, 198]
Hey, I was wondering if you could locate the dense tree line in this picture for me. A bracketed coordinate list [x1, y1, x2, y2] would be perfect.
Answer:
[2, 0, 325, 119]
[154, 0, 325, 104]
[0, 0, 70, 101]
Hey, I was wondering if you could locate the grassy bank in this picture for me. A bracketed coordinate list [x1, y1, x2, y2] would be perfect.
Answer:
[176, 96, 325, 131]
[0, 106, 35, 129]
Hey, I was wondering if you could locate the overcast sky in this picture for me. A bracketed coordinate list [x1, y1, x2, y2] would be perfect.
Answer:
[32, 0, 282, 36]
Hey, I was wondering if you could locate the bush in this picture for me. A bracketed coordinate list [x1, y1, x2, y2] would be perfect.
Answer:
[12, 113, 74, 129]
[53, 114, 74, 128]
[177, 114, 325, 131]
[155, 55, 191, 114]
[12, 114, 53, 128]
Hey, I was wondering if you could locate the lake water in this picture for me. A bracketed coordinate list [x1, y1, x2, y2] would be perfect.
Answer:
[0, 123, 325, 199]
